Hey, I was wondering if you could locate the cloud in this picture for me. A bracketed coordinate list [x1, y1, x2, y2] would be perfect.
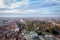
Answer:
[0, 0, 6, 8]
[10, 0, 29, 9]
[0, 8, 59, 15]
[5, 0, 59, 10]
[0, 0, 60, 17]
[28, 0, 60, 9]
[0, 0, 60, 9]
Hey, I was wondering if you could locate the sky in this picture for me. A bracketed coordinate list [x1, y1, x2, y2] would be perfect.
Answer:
[0, 0, 60, 17]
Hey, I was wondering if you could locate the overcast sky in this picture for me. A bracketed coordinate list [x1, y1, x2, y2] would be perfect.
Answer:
[0, 0, 60, 17]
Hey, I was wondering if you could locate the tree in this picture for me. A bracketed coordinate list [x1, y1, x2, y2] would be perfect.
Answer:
[51, 27, 59, 35]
